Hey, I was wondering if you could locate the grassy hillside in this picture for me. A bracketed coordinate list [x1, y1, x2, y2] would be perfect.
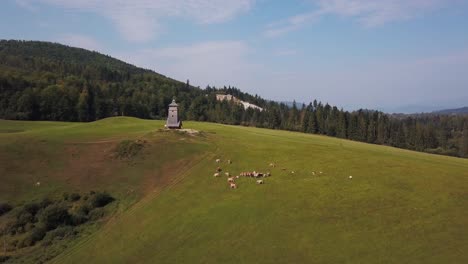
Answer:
[1, 118, 467, 263]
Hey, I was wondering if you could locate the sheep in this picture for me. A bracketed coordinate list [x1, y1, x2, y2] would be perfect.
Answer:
[256, 180, 264, 184]
[216, 159, 221, 163]
[349, 176, 353, 179]
[36, 181, 41, 186]
[230, 183, 237, 189]
[217, 167, 222, 172]
[291, 171, 295, 174]
[235, 175, 240, 179]
[312, 172, 316, 176]
[213, 173, 220, 177]
[227, 159, 232, 164]
[225, 172, 230, 177]
[227, 177, 235, 183]
[269, 163, 276, 167]
[253, 171, 264, 178]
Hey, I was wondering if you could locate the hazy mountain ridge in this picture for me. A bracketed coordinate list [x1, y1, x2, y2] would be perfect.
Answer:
[433, 107, 468, 115]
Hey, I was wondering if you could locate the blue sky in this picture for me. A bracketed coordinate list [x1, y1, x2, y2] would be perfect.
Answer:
[2, 0, 468, 112]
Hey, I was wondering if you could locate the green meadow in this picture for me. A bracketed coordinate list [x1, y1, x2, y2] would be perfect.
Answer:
[1, 117, 467, 263]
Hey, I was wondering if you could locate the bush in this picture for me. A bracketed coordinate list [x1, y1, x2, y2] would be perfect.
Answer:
[42, 226, 76, 245]
[115, 140, 144, 159]
[23, 202, 40, 216]
[69, 193, 81, 202]
[12, 211, 35, 233]
[39, 204, 71, 230]
[0, 256, 10, 263]
[88, 208, 105, 221]
[77, 204, 90, 215]
[89, 192, 114, 208]
[0, 202, 13, 216]
[19, 226, 46, 247]
[70, 212, 88, 226]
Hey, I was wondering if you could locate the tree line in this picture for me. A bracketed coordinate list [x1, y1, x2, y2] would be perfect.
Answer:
[1, 40, 467, 158]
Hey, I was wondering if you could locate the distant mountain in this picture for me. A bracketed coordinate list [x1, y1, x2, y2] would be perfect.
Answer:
[433, 107, 468, 115]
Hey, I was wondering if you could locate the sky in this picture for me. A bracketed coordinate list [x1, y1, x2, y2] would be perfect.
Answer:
[2, 0, 468, 113]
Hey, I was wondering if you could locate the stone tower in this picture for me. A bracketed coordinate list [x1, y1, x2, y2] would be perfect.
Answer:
[166, 98, 182, 129]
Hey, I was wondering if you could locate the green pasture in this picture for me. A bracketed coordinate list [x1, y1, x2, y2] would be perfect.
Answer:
[0, 118, 467, 263]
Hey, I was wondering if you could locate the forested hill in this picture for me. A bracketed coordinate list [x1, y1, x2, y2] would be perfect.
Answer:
[0, 40, 467, 158]
[0, 40, 266, 121]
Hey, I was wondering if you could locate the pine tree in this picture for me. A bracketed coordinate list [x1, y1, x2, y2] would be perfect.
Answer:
[337, 111, 347, 138]
[306, 111, 317, 134]
[461, 122, 468, 157]
[77, 88, 90, 121]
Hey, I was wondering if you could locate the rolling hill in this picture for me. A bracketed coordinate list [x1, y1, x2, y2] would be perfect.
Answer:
[1, 117, 467, 263]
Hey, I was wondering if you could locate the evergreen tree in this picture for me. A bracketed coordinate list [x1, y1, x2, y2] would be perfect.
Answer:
[461, 122, 468, 157]
[77, 88, 90, 122]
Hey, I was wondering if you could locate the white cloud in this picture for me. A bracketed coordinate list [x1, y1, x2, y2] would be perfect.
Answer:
[265, 0, 451, 37]
[264, 12, 321, 37]
[56, 34, 102, 51]
[117, 41, 261, 89]
[17, 0, 254, 42]
[318, 0, 446, 27]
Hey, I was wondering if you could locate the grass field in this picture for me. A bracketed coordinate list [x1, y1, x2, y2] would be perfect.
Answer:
[1, 117, 468, 263]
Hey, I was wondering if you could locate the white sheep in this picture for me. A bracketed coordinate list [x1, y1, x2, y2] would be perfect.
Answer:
[256, 180, 264, 184]
[213, 173, 220, 177]
[227, 177, 235, 183]
[349, 176, 353, 179]
[225, 172, 230, 177]
[230, 183, 237, 189]
[216, 159, 221, 163]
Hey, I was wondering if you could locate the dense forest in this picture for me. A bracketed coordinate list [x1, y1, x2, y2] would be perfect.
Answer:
[1, 40, 467, 158]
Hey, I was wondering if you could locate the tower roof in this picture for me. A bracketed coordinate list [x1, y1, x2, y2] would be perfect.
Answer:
[169, 98, 178, 107]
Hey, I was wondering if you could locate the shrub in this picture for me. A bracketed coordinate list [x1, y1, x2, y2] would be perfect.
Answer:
[42, 226, 76, 245]
[88, 208, 105, 221]
[13, 211, 35, 233]
[0, 202, 13, 216]
[89, 192, 114, 208]
[70, 212, 88, 226]
[76, 204, 91, 215]
[39, 204, 71, 230]
[69, 193, 81, 202]
[115, 140, 144, 159]
[19, 226, 46, 247]
[23, 202, 40, 216]
[0, 256, 10, 263]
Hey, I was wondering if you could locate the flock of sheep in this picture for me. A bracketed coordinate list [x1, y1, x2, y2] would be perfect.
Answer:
[212, 159, 354, 189]
[213, 159, 270, 189]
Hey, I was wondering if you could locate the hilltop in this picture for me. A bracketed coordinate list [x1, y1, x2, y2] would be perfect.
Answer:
[0, 117, 467, 263]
